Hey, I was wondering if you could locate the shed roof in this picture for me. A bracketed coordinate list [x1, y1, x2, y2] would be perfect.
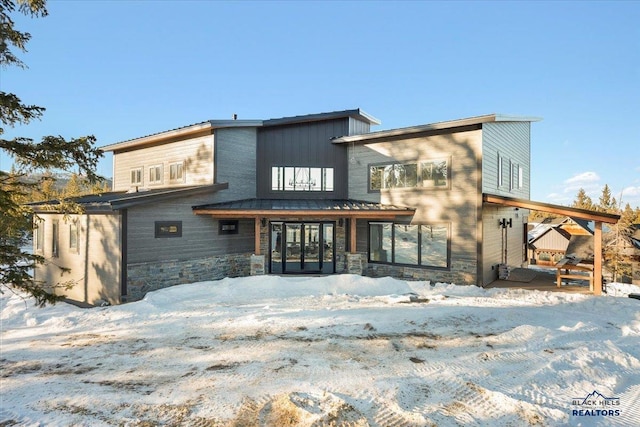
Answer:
[30, 184, 228, 212]
[193, 198, 414, 218]
[331, 114, 542, 144]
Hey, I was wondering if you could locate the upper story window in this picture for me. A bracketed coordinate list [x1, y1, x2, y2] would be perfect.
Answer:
[130, 167, 143, 186]
[169, 162, 185, 183]
[149, 165, 163, 185]
[369, 158, 449, 192]
[271, 166, 334, 192]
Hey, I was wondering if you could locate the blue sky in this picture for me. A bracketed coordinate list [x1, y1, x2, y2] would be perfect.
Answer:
[2, 0, 639, 208]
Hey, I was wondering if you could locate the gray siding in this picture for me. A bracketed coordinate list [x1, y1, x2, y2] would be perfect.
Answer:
[349, 117, 372, 136]
[481, 122, 531, 198]
[256, 119, 350, 199]
[348, 128, 484, 277]
[126, 193, 254, 264]
[112, 134, 214, 191]
[214, 127, 257, 201]
[34, 213, 122, 305]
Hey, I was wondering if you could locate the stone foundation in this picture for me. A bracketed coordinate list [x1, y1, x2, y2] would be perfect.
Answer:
[363, 257, 477, 286]
[250, 254, 266, 275]
[125, 253, 252, 302]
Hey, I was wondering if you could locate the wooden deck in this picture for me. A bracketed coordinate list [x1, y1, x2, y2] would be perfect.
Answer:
[486, 267, 594, 294]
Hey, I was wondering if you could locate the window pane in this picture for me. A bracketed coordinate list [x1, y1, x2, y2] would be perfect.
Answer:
[324, 168, 334, 191]
[394, 224, 418, 264]
[421, 160, 448, 187]
[369, 223, 392, 262]
[284, 167, 295, 191]
[294, 167, 310, 191]
[370, 165, 384, 190]
[309, 168, 322, 191]
[69, 223, 78, 251]
[52, 220, 59, 257]
[421, 225, 448, 267]
[271, 167, 283, 191]
[383, 165, 396, 188]
[404, 164, 418, 188]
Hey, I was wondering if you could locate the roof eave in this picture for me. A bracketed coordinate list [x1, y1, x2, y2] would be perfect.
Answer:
[332, 114, 542, 144]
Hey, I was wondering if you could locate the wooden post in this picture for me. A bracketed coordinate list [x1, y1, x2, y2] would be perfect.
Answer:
[350, 217, 357, 254]
[593, 221, 602, 295]
[254, 217, 262, 255]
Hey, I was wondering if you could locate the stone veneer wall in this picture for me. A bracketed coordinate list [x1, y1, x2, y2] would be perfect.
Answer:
[363, 257, 477, 285]
[125, 253, 252, 302]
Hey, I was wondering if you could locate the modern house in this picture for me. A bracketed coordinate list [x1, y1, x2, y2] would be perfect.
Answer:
[31, 109, 619, 305]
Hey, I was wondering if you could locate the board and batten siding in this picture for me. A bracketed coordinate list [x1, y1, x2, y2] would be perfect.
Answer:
[214, 127, 257, 201]
[256, 119, 350, 199]
[111, 134, 214, 191]
[348, 128, 483, 268]
[125, 193, 254, 264]
[481, 121, 531, 198]
[34, 213, 122, 305]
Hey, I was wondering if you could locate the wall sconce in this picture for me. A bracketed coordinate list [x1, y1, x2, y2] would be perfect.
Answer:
[499, 218, 512, 228]
[514, 207, 519, 219]
[261, 218, 267, 227]
[338, 218, 344, 227]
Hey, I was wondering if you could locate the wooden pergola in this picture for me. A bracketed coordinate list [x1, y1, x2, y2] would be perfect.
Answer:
[483, 194, 621, 295]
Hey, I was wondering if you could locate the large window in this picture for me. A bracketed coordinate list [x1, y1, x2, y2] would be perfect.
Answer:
[369, 222, 448, 268]
[369, 159, 449, 191]
[271, 166, 334, 192]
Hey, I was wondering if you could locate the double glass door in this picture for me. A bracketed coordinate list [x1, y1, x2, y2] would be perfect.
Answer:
[270, 222, 334, 274]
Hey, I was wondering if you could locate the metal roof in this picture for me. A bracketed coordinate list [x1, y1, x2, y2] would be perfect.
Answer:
[30, 184, 228, 212]
[331, 113, 542, 144]
[193, 198, 414, 218]
[100, 108, 379, 153]
[262, 109, 380, 127]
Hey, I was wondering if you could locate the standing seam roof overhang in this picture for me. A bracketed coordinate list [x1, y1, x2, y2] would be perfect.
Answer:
[483, 193, 620, 296]
[193, 198, 415, 256]
[192, 198, 415, 219]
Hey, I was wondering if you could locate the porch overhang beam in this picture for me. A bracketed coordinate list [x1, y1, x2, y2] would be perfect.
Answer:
[193, 209, 413, 219]
[482, 194, 620, 224]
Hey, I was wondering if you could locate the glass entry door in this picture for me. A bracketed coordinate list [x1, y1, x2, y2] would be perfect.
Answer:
[270, 222, 335, 274]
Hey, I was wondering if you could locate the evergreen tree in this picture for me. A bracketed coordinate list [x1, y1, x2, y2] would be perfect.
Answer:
[572, 188, 594, 210]
[597, 184, 617, 213]
[1, 0, 103, 306]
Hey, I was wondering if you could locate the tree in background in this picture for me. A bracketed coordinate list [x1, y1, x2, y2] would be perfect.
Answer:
[1, 0, 103, 306]
[597, 184, 617, 213]
[572, 188, 595, 211]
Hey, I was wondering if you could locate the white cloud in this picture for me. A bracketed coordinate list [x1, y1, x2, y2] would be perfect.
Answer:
[564, 171, 600, 185]
[561, 171, 601, 196]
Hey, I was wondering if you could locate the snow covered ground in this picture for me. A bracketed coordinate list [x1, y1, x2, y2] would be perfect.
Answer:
[1, 275, 639, 426]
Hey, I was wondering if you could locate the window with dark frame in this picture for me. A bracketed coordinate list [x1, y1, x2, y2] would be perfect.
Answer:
[52, 220, 59, 257]
[369, 158, 449, 192]
[154, 221, 182, 238]
[219, 220, 239, 235]
[368, 221, 449, 268]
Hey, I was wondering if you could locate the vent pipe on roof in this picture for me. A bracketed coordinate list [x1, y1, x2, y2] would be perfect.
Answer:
[232, 114, 237, 120]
